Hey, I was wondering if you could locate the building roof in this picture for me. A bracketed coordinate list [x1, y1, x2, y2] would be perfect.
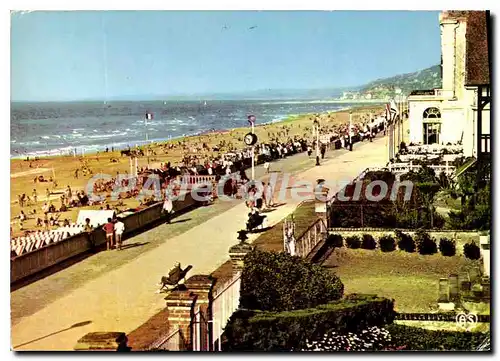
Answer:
[465, 11, 490, 86]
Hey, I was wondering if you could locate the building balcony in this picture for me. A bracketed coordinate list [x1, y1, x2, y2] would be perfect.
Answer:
[408, 88, 454, 101]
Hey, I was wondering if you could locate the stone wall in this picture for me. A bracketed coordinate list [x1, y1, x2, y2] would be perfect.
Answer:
[11, 190, 200, 284]
[327, 228, 479, 255]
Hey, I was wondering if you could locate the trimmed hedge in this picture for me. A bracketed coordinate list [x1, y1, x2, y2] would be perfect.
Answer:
[464, 242, 481, 260]
[386, 324, 488, 351]
[327, 233, 344, 248]
[346, 235, 361, 249]
[222, 294, 396, 351]
[395, 230, 416, 253]
[439, 237, 456, 257]
[361, 234, 377, 250]
[239, 250, 344, 312]
[415, 230, 438, 255]
[379, 235, 396, 252]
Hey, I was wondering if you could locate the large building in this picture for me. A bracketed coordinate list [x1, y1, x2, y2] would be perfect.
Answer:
[407, 11, 490, 158]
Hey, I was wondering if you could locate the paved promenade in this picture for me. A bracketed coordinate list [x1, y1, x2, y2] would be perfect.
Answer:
[11, 137, 388, 350]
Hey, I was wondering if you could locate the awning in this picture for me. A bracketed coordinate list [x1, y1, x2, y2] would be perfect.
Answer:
[76, 210, 116, 228]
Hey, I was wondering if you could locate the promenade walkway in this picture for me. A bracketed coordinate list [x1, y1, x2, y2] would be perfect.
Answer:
[11, 137, 388, 350]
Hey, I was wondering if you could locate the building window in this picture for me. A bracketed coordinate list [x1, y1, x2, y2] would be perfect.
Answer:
[423, 107, 441, 119]
[423, 107, 441, 145]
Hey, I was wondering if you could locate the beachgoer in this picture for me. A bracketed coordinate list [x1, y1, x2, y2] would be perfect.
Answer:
[102, 218, 115, 250]
[264, 161, 270, 174]
[114, 218, 125, 250]
[162, 194, 173, 224]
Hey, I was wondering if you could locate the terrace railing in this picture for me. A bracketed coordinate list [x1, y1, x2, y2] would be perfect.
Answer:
[147, 328, 187, 351]
[180, 175, 217, 186]
[210, 272, 242, 351]
[294, 218, 327, 258]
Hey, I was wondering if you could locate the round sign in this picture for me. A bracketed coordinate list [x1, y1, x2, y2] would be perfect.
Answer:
[244, 133, 258, 146]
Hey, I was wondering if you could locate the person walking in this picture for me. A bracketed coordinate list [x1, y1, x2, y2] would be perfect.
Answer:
[264, 161, 270, 174]
[114, 218, 125, 251]
[32, 189, 37, 204]
[162, 194, 174, 224]
[102, 218, 115, 250]
[264, 182, 274, 209]
[83, 217, 95, 251]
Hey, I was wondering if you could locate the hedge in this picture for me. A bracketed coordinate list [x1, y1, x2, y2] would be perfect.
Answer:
[439, 237, 456, 257]
[379, 235, 396, 252]
[346, 235, 361, 249]
[386, 324, 488, 351]
[464, 242, 481, 260]
[361, 234, 377, 250]
[222, 294, 396, 351]
[239, 250, 344, 312]
[327, 233, 344, 248]
[415, 230, 438, 255]
[395, 230, 416, 253]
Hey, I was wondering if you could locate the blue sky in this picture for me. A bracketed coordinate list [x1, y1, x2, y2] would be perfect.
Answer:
[11, 11, 441, 101]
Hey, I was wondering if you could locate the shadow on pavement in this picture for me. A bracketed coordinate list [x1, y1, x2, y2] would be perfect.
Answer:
[120, 242, 149, 251]
[13, 320, 92, 349]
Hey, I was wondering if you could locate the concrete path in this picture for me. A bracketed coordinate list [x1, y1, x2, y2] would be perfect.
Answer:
[11, 137, 388, 351]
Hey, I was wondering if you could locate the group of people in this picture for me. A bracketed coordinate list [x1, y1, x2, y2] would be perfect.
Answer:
[101, 217, 126, 251]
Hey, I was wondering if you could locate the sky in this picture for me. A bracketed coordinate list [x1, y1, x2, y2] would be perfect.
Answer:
[10, 10, 441, 101]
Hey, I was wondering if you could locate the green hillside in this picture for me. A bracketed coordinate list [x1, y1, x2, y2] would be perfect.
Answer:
[360, 64, 442, 98]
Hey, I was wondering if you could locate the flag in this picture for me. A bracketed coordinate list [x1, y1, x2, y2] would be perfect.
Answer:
[390, 99, 399, 121]
[247, 115, 256, 126]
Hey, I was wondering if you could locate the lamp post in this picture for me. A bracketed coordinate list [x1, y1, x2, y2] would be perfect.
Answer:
[349, 111, 353, 151]
[313, 118, 320, 166]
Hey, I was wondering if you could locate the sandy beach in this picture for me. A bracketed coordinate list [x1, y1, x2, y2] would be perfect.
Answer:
[10, 104, 383, 237]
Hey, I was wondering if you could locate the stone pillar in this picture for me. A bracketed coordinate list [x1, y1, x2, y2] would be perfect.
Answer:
[438, 277, 450, 303]
[165, 290, 197, 350]
[184, 275, 214, 352]
[74, 332, 129, 351]
[228, 242, 254, 277]
[449, 274, 459, 301]
[480, 235, 490, 277]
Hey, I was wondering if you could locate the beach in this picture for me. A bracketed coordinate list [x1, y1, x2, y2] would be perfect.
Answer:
[10, 104, 384, 237]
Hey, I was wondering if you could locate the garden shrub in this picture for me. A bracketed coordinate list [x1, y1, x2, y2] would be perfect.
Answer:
[386, 324, 487, 351]
[222, 294, 395, 351]
[300, 326, 391, 351]
[415, 230, 438, 255]
[438, 237, 456, 257]
[327, 233, 343, 248]
[239, 250, 344, 312]
[395, 230, 415, 252]
[346, 235, 361, 249]
[379, 235, 396, 252]
[464, 242, 481, 260]
[361, 234, 377, 250]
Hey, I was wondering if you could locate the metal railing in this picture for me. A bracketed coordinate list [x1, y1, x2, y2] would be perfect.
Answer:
[210, 272, 242, 351]
[180, 175, 217, 185]
[388, 161, 456, 176]
[192, 306, 209, 352]
[294, 218, 327, 258]
[147, 328, 187, 351]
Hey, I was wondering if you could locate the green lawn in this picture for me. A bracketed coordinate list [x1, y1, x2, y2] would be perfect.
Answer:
[324, 248, 472, 313]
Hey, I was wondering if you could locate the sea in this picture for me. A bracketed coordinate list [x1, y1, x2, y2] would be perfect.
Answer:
[10, 100, 363, 159]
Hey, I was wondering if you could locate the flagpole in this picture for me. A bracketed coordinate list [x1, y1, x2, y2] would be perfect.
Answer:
[251, 122, 255, 181]
[145, 113, 150, 167]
